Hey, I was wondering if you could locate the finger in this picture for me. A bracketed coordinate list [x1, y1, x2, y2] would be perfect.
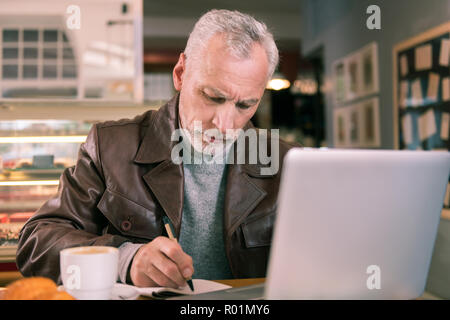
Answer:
[159, 239, 194, 279]
[152, 252, 187, 287]
[130, 248, 156, 287]
[146, 263, 179, 288]
[132, 270, 156, 288]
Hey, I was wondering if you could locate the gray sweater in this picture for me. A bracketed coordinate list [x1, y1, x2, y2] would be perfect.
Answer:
[178, 157, 233, 279]
[117, 131, 233, 283]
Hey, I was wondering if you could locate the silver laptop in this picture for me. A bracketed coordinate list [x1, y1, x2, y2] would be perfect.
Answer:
[170, 149, 450, 300]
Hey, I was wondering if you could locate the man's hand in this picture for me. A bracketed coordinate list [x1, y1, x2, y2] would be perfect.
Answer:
[130, 236, 194, 288]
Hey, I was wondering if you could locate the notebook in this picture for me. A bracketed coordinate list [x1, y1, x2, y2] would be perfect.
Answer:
[111, 279, 232, 300]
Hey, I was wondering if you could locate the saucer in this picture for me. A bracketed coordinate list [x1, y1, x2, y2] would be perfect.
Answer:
[57, 284, 140, 300]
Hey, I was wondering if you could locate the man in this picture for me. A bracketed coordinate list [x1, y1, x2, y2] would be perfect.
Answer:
[17, 9, 299, 288]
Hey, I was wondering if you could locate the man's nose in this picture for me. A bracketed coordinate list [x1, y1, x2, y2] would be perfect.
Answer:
[212, 103, 235, 133]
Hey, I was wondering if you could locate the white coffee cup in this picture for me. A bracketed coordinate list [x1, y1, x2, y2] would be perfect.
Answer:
[60, 246, 119, 300]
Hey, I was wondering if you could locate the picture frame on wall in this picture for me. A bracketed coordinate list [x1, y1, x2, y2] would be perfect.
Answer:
[345, 52, 361, 101]
[332, 41, 380, 150]
[332, 41, 379, 107]
[333, 59, 347, 105]
[360, 42, 379, 97]
[333, 98, 381, 149]
[359, 97, 381, 147]
[349, 104, 361, 147]
[333, 107, 350, 148]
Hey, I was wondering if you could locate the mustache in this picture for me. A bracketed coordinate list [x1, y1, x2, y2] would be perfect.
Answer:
[189, 127, 241, 142]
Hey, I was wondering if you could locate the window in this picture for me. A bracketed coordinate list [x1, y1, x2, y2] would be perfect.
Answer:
[0, 27, 78, 83]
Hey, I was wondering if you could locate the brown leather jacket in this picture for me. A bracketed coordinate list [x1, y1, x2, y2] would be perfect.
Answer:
[16, 94, 300, 283]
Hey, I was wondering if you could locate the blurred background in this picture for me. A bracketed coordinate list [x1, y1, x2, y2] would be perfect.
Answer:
[0, 0, 449, 298]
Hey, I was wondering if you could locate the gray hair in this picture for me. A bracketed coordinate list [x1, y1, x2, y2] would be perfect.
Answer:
[184, 9, 279, 79]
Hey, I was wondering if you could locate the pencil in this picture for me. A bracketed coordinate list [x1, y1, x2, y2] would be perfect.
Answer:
[162, 216, 194, 292]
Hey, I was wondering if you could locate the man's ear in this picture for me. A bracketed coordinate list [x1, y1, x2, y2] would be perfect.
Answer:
[173, 53, 186, 91]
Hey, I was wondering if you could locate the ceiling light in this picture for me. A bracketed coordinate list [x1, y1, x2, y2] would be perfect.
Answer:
[267, 72, 290, 91]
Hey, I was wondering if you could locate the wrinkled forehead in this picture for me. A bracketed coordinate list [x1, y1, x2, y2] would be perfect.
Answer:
[191, 34, 268, 73]
[189, 35, 269, 93]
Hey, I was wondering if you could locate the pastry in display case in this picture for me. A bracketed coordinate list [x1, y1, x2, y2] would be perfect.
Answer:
[0, 119, 92, 262]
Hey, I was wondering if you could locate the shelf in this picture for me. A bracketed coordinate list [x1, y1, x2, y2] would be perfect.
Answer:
[0, 136, 86, 143]
[0, 102, 158, 121]
[0, 200, 48, 212]
[0, 246, 17, 263]
[0, 169, 64, 182]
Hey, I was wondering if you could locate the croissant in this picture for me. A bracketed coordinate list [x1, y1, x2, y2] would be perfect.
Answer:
[3, 277, 75, 300]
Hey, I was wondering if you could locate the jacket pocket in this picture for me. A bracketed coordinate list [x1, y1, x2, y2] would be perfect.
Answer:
[241, 206, 277, 248]
[97, 188, 160, 240]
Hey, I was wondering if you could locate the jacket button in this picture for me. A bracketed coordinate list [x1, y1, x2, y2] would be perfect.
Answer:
[121, 220, 131, 231]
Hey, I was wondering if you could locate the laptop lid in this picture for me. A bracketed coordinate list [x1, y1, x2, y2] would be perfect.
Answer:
[265, 149, 450, 299]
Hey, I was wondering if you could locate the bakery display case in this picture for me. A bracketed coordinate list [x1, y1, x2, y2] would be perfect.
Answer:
[0, 102, 156, 263]
[0, 119, 92, 262]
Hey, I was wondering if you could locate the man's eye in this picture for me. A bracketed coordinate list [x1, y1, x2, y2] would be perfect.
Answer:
[207, 96, 226, 104]
[236, 103, 251, 110]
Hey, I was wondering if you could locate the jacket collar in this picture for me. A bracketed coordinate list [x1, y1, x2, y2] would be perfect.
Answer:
[133, 93, 180, 164]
